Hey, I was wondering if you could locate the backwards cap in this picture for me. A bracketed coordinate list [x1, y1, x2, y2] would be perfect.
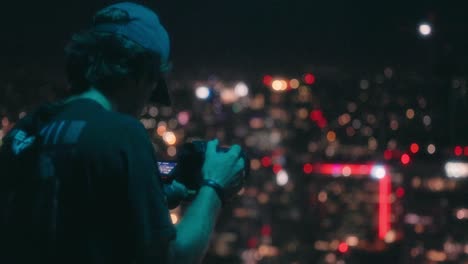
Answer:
[92, 2, 171, 105]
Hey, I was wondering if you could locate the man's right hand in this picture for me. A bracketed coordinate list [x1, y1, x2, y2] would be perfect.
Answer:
[201, 139, 245, 191]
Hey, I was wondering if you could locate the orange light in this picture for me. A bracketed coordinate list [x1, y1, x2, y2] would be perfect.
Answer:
[326, 131, 336, 142]
[289, 79, 300, 89]
[163, 131, 177, 145]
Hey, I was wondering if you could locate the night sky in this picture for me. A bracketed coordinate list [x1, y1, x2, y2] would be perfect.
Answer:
[1, 0, 467, 73]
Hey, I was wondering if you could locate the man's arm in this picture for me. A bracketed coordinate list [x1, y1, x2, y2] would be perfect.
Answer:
[167, 139, 245, 263]
[168, 186, 222, 264]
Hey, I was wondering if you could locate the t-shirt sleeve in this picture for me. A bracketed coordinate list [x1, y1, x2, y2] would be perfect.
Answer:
[122, 121, 176, 263]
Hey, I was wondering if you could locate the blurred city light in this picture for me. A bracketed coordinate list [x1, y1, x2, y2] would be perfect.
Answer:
[163, 131, 177, 145]
[303, 73, 316, 85]
[410, 143, 419, 154]
[220, 89, 238, 104]
[273, 164, 282, 174]
[338, 242, 349, 253]
[445, 162, 468, 178]
[271, 80, 288, 92]
[454, 146, 463, 156]
[419, 23, 432, 36]
[371, 165, 386, 179]
[262, 75, 273, 86]
[406, 109, 415, 119]
[401, 154, 411, 165]
[177, 111, 190, 126]
[167, 146, 177, 157]
[234, 82, 249, 97]
[289, 79, 300, 89]
[396, 187, 405, 198]
[427, 144, 436, 154]
[276, 170, 289, 186]
[261, 156, 272, 167]
[303, 163, 314, 174]
[195, 86, 210, 99]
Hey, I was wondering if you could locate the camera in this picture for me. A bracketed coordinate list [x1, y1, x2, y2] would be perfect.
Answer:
[158, 140, 250, 208]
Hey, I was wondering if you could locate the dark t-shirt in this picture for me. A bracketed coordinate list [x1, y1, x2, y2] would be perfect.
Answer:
[0, 99, 175, 264]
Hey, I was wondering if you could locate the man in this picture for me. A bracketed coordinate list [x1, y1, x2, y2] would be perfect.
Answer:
[0, 2, 245, 264]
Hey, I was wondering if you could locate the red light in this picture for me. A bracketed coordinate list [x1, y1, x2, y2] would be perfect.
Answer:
[261, 157, 272, 167]
[261, 225, 272, 236]
[455, 146, 463, 156]
[338, 242, 349, 253]
[316, 164, 372, 176]
[396, 187, 405, 198]
[401, 154, 410, 165]
[303, 163, 314, 174]
[384, 150, 392, 160]
[410, 143, 419, 154]
[317, 118, 327, 129]
[304, 73, 316, 85]
[464, 147, 468, 156]
[310, 110, 323, 121]
[378, 175, 391, 239]
[263, 75, 273, 86]
[247, 237, 258, 248]
[273, 164, 282, 174]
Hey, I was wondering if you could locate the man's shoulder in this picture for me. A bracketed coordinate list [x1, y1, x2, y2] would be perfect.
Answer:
[100, 111, 148, 140]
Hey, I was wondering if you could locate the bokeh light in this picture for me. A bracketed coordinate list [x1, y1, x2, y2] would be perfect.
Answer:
[271, 80, 288, 92]
[419, 23, 432, 36]
[163, 131, 177, 145]
[289, 79, 300, 89]
[276, 170, 289, 186]
[195, 86, 210, 99]
[235, 82, 249, 97]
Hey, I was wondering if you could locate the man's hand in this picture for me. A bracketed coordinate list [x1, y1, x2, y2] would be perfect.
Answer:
[202, 139, 245, 190]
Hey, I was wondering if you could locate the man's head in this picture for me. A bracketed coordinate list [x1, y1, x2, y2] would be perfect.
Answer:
[65, 2, 171, 115]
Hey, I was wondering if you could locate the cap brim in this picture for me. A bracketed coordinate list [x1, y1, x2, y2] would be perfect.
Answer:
[150, 78, 171, 106]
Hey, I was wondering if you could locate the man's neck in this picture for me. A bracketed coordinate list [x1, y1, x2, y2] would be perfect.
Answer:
[64, 88, 114, 111]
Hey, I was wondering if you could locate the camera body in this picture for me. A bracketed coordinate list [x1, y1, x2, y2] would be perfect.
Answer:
[158, 140, 249, 207]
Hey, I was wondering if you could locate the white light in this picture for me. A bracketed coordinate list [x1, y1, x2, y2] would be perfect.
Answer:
[445, 162, 468, 178]
[234, 82, 249, 97]
[419, 23, 432, 36]
[427, 144, 436, 154]
[276, 170, 289, 186]
[271, 80, 287, 92]
[342, 166, 352, 177]
[371, 165, 386, 179]
[195, 86, 210, 99]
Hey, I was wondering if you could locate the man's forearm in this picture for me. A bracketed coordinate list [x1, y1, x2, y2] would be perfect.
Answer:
[170, 186, 222, 263]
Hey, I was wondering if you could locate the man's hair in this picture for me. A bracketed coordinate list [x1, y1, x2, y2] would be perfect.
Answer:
[65, 7, 161, 96]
